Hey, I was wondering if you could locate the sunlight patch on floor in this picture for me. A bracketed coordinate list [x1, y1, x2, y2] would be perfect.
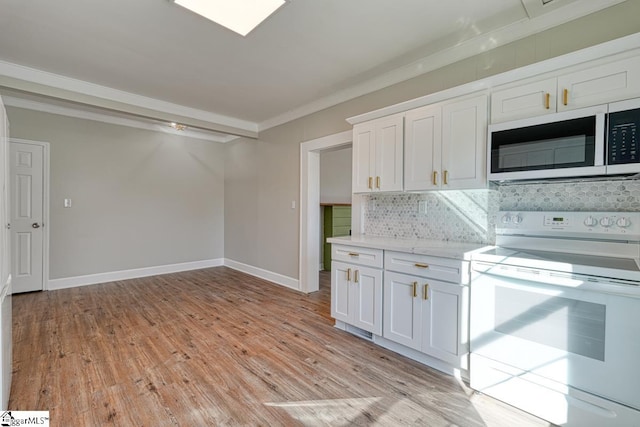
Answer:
[264, 397, 382, 425]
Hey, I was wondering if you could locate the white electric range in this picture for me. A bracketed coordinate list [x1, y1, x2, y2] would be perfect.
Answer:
[470, 211, 640, 427]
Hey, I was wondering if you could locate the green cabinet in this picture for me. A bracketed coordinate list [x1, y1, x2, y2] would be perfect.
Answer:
[323, 205, 351, 271]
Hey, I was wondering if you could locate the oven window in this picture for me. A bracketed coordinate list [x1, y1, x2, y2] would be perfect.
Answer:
[491, 116, 597, 173]
[494, 287, 606, 361]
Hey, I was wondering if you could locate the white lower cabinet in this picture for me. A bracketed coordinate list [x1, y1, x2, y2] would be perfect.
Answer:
[331, 246, 384, 336]
[382, 250, 469, 369]
[383, 271, 468, 368]
[421, 280, 468, 366]
[330, 244, 469, 371]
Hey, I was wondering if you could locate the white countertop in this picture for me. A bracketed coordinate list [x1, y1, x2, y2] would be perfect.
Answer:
[327, 235, 492, 261]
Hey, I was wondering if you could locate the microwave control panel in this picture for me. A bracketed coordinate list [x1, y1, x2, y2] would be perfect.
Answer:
[608, 107, 639, 165]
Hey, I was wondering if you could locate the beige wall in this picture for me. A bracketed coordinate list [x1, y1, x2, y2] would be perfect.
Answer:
[6, 108, 225, 279]
[320, 147, 352, 205]
[224, 1, 640, 280]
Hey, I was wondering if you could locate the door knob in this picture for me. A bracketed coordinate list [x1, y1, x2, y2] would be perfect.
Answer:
[32, 223, 40, 229]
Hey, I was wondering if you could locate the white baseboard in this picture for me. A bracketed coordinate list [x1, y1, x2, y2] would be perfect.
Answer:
[47, 258, 224, 290]
[223, 258, 300, 291]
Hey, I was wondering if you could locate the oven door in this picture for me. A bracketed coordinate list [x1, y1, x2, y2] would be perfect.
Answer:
[488, 105, 606, 181]
[470, 261, 640, 410]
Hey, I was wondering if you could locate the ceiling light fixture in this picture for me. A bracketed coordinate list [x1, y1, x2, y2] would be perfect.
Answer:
[170, 122, 187, 131]
[173, 0, 286, 36]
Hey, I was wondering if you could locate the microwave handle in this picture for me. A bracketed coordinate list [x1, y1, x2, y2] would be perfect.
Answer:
[595, 112, 606, 167]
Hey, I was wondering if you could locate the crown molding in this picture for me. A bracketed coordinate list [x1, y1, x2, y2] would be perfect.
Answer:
[3, 96, 239, 143]
[0, 60, 258, 137]
[258, 0, 628, 131]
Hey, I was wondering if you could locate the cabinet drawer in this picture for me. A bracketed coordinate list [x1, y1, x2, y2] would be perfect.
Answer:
[332, 245, 383, 268]
[384, 251, 464, 283]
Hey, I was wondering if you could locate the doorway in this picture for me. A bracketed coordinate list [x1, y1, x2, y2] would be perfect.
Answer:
[9, 139, 49, 293]
[299, 130, 352, 294]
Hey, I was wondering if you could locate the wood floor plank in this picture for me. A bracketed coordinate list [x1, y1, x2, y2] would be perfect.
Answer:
[8, 267, 551, 426]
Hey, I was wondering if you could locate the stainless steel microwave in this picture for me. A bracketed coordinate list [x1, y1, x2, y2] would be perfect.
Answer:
[488, 105, 607, 181]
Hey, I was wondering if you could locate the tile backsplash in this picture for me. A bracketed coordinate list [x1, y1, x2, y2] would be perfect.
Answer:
[364, 190, 499, 244]
[363, 178, 640, 244]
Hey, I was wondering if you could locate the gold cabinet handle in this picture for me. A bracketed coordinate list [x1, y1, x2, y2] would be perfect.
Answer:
[432, 171, 438, 186]
[412, 281, 418, 298]
[563, 88, 569, 106]
[443, 170, 449, 185]
[376, 176, 380, 189]
[414, 263, 429, 269]
[423, 283, 429, 300]
[368, 176, 373, 190]
[347, 268, 351, 282]
[348, 252, 360, 257]
[354, 270, 359, 283]
[545, 92, 551, 109]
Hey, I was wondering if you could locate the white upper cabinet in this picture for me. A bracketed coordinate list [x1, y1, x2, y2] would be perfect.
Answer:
[441, 95, 488, 190]
[352, 114, 403, 193]
[491, 78, 557, 123]
[404, 94, 488, 191]
[557, 55, 640, 112]
[404, 104, 441, 191]
[491, 55, 640, 123]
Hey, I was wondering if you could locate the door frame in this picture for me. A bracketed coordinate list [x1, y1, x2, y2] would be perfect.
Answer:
[299, 130, 352, 294]
[10, 138, 50, 292]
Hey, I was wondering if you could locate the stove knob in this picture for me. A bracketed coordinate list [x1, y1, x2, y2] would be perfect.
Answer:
[617, 217, 632, 228]
[501, 214, 511, 224]
[511, 214, 523, 224]
[584, 216, 597, 227]
[600, 216, 613, 228]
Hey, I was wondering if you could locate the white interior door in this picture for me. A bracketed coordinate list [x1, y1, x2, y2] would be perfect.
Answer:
[10, 141, 44, 293]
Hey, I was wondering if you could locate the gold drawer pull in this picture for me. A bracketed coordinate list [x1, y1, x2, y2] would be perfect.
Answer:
[545, 92, 550, 109]
[443, 170, 449, 185]
[348, 252, 360, 257]
[346, 268, 351, 281]
[563, 88, 569, 106]
[354, 270, 359, 283]
[412, 281, 418, 298]
[376, 176, 381, 189]
[423, 283, 429, 300]
[432, 171, 438, 186]
[414, 263, 429, 269]
[368, 176, 373, 190]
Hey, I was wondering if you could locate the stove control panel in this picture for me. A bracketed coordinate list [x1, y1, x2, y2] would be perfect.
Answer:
[498, 211, 640, 240]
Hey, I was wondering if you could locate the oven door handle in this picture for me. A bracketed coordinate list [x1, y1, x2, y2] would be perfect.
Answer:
[472, 262, 640, 298]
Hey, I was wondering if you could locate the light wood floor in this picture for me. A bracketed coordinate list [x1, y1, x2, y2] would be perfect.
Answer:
[9, 267, 550, 426]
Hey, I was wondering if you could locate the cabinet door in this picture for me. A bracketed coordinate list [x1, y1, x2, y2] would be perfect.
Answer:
[441, 94, 488, 190]
[490, 78, 557, 123]
[404, 104, 442, 191]
[352, 266, 383, 335]
[421, 281, 468, 367]
[331, 261, 352, 324]
[374, 114, 404, 192]
[557, 56, 640, 112]
[383, 271, 422, 350]
[352, 122, 375, 193]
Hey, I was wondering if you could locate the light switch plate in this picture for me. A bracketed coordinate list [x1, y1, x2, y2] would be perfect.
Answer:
[64, 198, 72, 208]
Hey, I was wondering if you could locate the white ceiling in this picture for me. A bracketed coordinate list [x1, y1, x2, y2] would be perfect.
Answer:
[0, 0, 628, 137]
